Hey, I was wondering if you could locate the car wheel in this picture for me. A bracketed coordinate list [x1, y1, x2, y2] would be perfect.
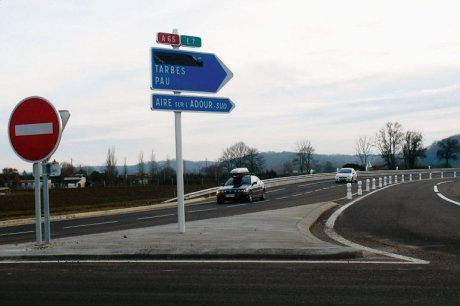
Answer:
[260, 190, 266, 201]
[248, 191, 253, 202]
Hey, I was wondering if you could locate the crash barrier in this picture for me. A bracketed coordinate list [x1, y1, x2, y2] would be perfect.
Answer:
[344, 169, 460, 200]
[165, 168, 460, 203]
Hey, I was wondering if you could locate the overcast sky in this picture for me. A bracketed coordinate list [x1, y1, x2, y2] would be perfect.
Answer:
[1, 0, 460, 172]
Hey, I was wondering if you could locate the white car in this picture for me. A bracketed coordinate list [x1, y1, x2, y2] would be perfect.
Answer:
[335, 168, 357, 183]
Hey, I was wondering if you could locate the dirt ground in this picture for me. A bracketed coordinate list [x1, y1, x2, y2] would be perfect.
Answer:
[0, 184, 214, 220]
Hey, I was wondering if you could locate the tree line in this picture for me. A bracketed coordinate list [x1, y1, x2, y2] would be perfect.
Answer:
[2, 123, 458, 190]
[355, 121, 460, 170]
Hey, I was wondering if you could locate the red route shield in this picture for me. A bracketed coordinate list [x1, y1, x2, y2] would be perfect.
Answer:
[8, 96, 62, 163]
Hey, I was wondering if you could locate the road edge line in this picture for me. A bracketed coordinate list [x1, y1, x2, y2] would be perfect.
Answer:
[434, 181, 460, 206]
[324, 185, 430, 265]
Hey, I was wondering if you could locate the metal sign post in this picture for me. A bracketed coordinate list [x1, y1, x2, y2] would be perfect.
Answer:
[42, 159, 51, 243]
[151, 28, 233, 233]
[172, 28, 186, 233]
[33, 163, 42, 244]
[8, 97, 69, 244]
[175, 109, 185, 233]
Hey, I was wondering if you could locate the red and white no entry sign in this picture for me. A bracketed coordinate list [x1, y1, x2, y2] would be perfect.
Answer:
[8, 96, 62, 163]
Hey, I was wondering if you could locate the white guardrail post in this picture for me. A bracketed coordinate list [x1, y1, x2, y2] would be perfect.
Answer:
[378, 177, 382, 188]
[366, 179, 370, 192]
[347, 183, 352, 199]
[372, 178, 376, 190]
[358, 181, 362, 196]
[394, 175, 398, 184]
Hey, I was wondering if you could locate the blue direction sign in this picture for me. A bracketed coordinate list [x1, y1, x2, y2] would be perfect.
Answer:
[151, 48, 233, 93]
[151, 94, 235, 113]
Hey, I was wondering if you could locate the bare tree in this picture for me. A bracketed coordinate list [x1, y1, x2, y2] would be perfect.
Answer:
[283, 160, 294, 175]
[437, 138, 459, 168]
[123, 157, 128, 184]
[245, 147, 265, 174]
[105, 146, 118, 185]
[295, 140, 315, 173]
[149, 150, 158, 185]
[60, 161, 75, 177]
[402, 131, 426, 169]
[137, 152, 145, 183]
[375, 122, 403, 169]
[218, 141, 264, 174]
[355, 136, 373, 170]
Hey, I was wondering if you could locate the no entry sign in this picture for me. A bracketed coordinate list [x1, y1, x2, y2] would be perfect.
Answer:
[8, 96, 62, 163]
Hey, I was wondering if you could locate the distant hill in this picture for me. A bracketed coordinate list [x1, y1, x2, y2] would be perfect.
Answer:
[89, 160, 214, 175]
[86, 134, 460, 175]
[259, 151, 377, 173]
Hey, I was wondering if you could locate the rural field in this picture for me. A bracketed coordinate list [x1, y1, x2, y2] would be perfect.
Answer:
[0, 183, 215, 221]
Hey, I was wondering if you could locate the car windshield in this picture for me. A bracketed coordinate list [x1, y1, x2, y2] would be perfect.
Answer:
[224, 175, 251, 187]
[339, 169, 352, 173]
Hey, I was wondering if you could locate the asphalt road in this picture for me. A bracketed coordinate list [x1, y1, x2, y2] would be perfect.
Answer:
[335, 178, 460, 261]
[0, 179, 346, 244]
[1, 174, 460, 305]
[1, 261, 459, 306]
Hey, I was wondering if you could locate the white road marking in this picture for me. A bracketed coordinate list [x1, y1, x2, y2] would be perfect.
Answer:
[225, 204, 247, 208]
[292, 194, 303, 197]
[15, 122, 53, 136]
[275, 196, 290, 200]
[434, 182, 460, 206]
[0, 230, 35, 237]
[0, 259, 427, 265]
[188, 208, 217, 213]
[266, 188, 285, 193]
[324, 187, 430, 265]
[137, 213, 175, 220]
[63, 220, 118, 229]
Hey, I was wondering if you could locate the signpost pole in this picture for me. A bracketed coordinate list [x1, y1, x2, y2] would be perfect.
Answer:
[33, 163, 42, 244]
[152, 29, 233, 233]
[175, 111, 185, 233]
[42, 160, 51, 243]
[172, 28, 185, 233]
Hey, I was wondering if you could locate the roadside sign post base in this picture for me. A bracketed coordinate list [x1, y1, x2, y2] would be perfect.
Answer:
[175, 111, 185, 233]
[33, 163, 42, 244]
[42, 160, 51, 243]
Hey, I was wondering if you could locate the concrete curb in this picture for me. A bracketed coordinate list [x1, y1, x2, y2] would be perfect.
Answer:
[0, 201, 363, 261]
[0, 248, 363, 261]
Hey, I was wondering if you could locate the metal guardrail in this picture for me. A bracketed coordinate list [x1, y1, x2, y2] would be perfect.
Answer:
[164, 168, 460, 203]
